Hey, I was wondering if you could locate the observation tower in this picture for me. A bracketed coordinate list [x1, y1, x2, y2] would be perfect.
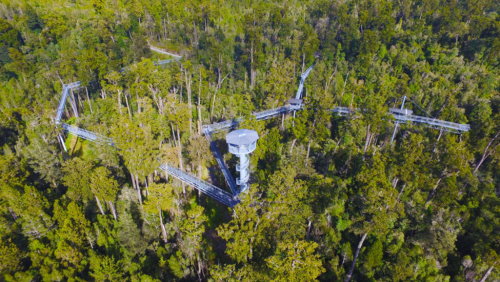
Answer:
[226, 129, 259, 193]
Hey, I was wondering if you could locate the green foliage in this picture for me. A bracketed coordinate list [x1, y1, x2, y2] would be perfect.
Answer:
[0, 0, 498, 281]
[266, 240, 325, 281]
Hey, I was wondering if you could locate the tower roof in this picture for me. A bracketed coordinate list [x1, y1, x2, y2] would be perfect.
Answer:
[226, 129, 259, 146]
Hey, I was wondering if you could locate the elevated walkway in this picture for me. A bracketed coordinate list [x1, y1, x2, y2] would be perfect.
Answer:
[61, 123, 113, 145]
[159, 164, 239, 207]
[331, 107, 470, 133]
[55, 82, 80, 124]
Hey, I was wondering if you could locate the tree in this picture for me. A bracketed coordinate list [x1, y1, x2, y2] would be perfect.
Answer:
[89, 252, 125, 281]
[90, 166, 120, 219]
[143, 183, 175, 243]
[266, 240, 325, 281]
[0, 238, 22, 274]
[62, 157, 94, 203]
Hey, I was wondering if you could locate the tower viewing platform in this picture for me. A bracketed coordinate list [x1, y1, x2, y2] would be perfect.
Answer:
[226, 129, 259, 193]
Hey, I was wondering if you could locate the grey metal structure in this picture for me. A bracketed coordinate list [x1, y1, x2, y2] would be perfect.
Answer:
[55, 81, 80, 124]
[202, 103, 302, 134]
[61, 123, 113, 145]
[295, 64, 315, 100]
[332, 106, 470, 133]
[120, 45, 182, 72]
[159, 164, 239, 207]
[203, 128, 238, 195]
[226, 129, 259, 193]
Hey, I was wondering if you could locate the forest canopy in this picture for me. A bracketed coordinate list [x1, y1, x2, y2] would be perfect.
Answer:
[0, 0, 498, 281]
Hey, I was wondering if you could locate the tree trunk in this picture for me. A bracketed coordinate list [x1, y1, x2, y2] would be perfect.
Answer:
[87, 235, 94, 249]
[306, 140, 312, 161]
[108, 201, 117, 220]
[198, 69, 203, 134]
[132, 173, 142, 205]
[85, 87, 93, 113]
[479, 265, 495, 282]
[474, 132, 499, 174]
[250, 41, 255, 89]
[144, 176, 149, 196]
[124, 93, 132, 117]
[426, 177, 443, 205]
[363, 124, 371, 153]
[130, 172, 137, 190]
[345, 232, 368, 282]
[159, 209, 168, 243]
[306, 219, 312, 239]
[70, 88, 79, 118]
[290, 139, 297, 154]
[177, 127, 186, 194]
[135, 174, 143, 203]
[58, 134, 67, 152]
[95, 196, 105, 215]
[117, 89, 122, 115]
[184, 69, 193, 135]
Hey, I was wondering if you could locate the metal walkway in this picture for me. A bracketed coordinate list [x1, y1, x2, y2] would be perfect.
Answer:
[203, 129, 238, 195]
[61, 123, 114, 145]
[159, 164, 239, 207]
[333, 107, 470, 133]
[55, 82, 80, 124]
[202, 104, 302, 134]
[295, 64, 315, 100]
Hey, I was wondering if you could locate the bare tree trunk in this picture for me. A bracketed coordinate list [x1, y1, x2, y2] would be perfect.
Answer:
[144, 176, 149, 197]
[250, 41, 255, 89]
[95, 196, 105, 215]
[426, 177, 443, 205]
[130, 173, 137, 190]
[135, 174, 143, 202]
[70, 89, 79, 118]
[184, 69, 193, 135]
[159, 209, 168, 243]
[108, 201, 117, 220]
[124, 93, 132, 117]
[210, 73, 229, 120]
[345, 232, 368, 282]
[85, 87, 93, 114]
[131, 173, 142, 204]
[306, 219, 312, 239]
[87, 235, 94, 249]
[58, 134, 67, 152]
[290, 139, 297, 154]
[306, 140, 312, 161]
[177, 127, 186, 194]
[198, 69, 202, 134]
[117, 89, 122, 115]
[474, 132, 499, 174]
[479, 265, 495, 282]
[364, 124, 371, 153]
[397, 184, 406, 202]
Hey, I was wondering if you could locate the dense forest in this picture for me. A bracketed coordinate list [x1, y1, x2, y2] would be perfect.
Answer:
[0, 0, 498, 280]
